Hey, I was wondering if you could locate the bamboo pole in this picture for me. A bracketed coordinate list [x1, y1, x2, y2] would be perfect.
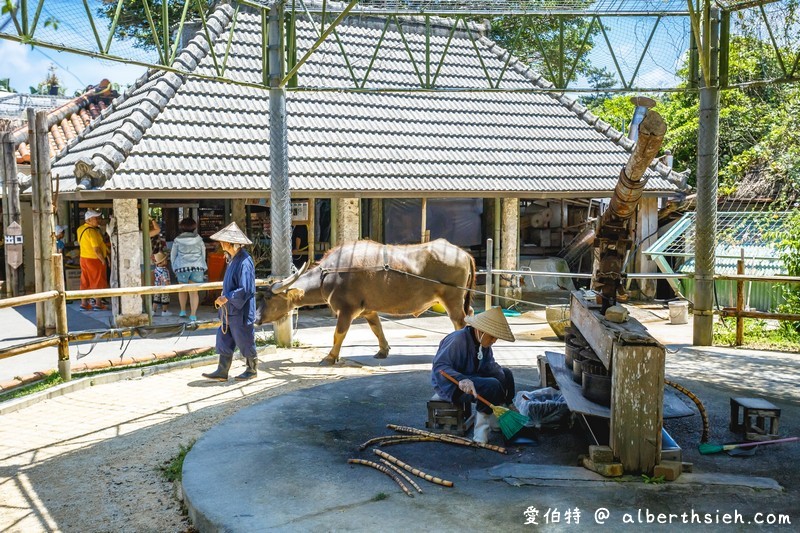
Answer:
[142, 198, 153, 321]
[53, 253, 70, 380]
[0, 337, 60, 360]
[27, 108, 44, 335]
[0, 290, 59, 309]
[735, 249, 744, 346]
[35, 110, 56, 333]
[1, 131, 18, 297]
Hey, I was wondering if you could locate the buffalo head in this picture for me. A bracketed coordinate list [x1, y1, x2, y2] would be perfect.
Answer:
[254, 263, 308, 325]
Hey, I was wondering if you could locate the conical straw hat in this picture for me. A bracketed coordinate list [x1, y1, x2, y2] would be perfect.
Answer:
[465, 306, 515, 342]
[209, 222, 252, 245]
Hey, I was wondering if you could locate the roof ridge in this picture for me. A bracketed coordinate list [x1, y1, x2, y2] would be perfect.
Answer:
[480, 35, 691, 192]
[69, 3, 235, 190]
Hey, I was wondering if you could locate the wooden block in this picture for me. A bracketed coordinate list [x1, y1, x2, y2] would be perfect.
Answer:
[653, 461, 682, 481]
[582, 457, 623, 478]
[589, 445, 614, 464]
[681, 462, 693, 473]
[537, 355, 558, 389]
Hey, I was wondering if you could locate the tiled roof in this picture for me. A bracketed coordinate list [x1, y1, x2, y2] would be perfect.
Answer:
[10, 81, 118, 165]
[51, 4, 685, 196]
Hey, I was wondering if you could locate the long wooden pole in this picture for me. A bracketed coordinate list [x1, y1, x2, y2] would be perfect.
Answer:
[1, 131, 10, 296]
[27, 108, 45, 335]
[53, 253, 71, 380]
[1, 132, 23, 296]
[141, 198, 153, 321]
[34, 110, 56, 333]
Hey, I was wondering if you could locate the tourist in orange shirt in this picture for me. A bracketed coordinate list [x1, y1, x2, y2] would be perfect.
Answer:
[77, 209, 109, 310]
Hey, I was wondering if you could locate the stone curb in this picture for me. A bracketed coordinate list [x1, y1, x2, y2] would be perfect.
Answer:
[0, 346, 215, 395]
[0, 344, 279, 415]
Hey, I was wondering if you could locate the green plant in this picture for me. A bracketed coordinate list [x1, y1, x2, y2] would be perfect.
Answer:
[0, 373, 63, 401]
[371, 492, 388, 501]
[160, 440, 196, 483]
[641, 474, 666, 484]
[713, 317, 800, 352]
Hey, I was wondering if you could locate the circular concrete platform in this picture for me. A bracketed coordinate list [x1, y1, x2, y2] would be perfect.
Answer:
[182, 371, 791, 532]
[181, 370, 569, 531]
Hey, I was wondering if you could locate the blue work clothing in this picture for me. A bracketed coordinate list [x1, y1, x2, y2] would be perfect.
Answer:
[431, 326, 514, 414]
[215, 249, 257, 358]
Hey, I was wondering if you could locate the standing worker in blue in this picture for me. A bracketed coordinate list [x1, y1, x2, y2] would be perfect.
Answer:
[202, 222, 259, 381]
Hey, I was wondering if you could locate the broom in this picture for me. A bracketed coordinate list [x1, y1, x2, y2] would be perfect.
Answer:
[439, 370, 529, 440]
[698, 436, 798, 455]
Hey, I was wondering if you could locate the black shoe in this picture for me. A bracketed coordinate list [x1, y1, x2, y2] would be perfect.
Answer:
[202, 369, 228, 381]
[235, 369, 257, 381]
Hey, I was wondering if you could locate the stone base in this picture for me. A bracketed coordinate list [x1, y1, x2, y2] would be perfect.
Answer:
[497, 286, 522, 308]
[115, 313, 149, 327]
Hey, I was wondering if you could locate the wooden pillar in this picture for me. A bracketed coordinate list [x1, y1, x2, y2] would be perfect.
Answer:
[570, 293, 665, 474]
[231, 198, 247, 233]
[499, 198, 520, 306]
[141, 198, 153, 321]
[610, 343, 665, 474]
[1, 132, 23, 296]
[29, 109, 56, 334]
[421, 198, 428, 242]
[369, 199, 383, 243]
[307, 198, 315, 264]
[335, 198, 360, 244]
[634, 197, 659, 299]
[53, 253, 71, 381]
[113, 198, 148, 326]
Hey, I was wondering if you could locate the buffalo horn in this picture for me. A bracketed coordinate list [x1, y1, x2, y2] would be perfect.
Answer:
[271, 262, 309, 294]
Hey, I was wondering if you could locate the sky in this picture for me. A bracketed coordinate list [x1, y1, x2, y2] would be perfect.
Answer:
[0, 39, 146, 95]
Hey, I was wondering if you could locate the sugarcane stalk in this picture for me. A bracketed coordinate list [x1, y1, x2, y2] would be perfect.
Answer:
[347, 458, 413, 497]
[379, 459, 423, 494]
[373, 449, 454, 488]
[378, 437, 438, 447]
[358, 434, 432, 451]
[387, 424, 508, 454]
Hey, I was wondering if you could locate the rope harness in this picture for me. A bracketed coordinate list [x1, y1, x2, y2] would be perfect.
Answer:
[216, 300, 229, 335]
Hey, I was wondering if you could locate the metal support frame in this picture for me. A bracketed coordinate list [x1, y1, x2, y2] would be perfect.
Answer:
[693, 5, 721, 346]
[4, 1, 794, 92]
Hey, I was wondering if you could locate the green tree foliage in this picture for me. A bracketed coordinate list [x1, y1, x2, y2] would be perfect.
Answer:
[98, 0, 210, 51]
[491, 13, 614, 89]
[586, 35, 798, 192]
[774, 210, 800, 335]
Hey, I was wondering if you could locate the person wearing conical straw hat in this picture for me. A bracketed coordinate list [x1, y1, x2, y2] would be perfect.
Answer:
[202, 222, 259, 382]
[431, 306, 516, 443]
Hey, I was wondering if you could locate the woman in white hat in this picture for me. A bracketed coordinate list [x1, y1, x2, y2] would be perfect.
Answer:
[431, 306, 516, 443]
[202, 222, 259, 381]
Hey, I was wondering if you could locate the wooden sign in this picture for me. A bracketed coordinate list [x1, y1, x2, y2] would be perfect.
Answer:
[5, 221, 23, 269]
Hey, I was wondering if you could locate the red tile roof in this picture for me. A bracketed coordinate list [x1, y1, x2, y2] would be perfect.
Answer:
[13, 80, 118, 164]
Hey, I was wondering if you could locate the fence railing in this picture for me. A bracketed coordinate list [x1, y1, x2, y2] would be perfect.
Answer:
[2, 251, 799, 384]
[0, 254, 274, 381]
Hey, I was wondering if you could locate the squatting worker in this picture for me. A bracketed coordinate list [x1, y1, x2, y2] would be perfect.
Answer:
[202, 222, 259, 382]
[77, 209, 109, 311]
[431, 306, 516, 443]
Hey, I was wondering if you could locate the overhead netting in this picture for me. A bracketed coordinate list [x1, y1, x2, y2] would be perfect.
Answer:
[726, 0, 800, 87]
[0, 1, 796, 91]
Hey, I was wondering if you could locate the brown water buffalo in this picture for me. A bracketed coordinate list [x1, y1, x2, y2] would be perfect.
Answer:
[255, 239, 475, 365]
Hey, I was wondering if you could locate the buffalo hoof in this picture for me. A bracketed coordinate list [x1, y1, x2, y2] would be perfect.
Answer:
[373, 352, 388, 360]
[319, 355, 338, 366]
